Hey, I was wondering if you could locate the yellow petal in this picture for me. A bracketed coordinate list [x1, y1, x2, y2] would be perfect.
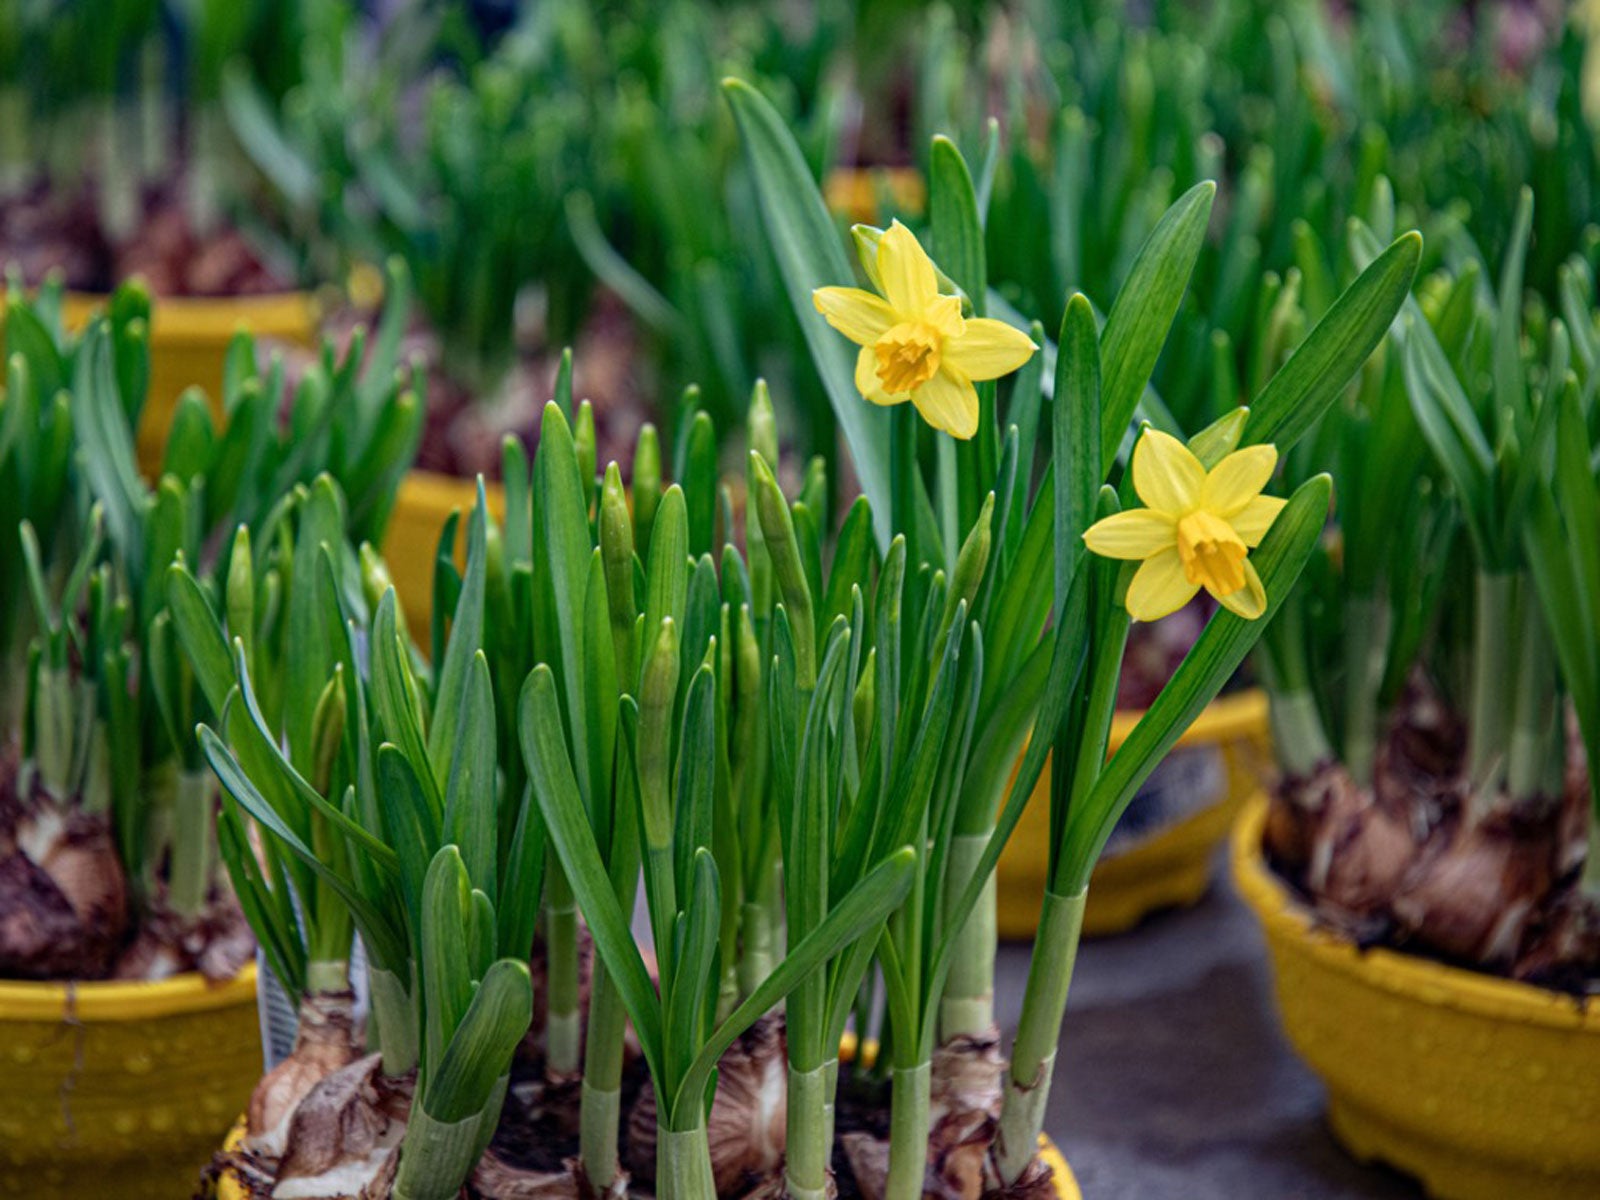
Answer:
[814, 287, 898, 345]
[1083, 509, 1178, 560]
[1229, 494, 1287, 547]
[1214, 558, 1268, 619]
[1131, 428, 1205, 516]
[878, 220, 939, 316]
[1124, 546, 1199, 622]
[943, 317, 1038, 381]
[912, 367, 979, 439]
[855, 346, 902, 406]
[1202, 444, 1278, 515]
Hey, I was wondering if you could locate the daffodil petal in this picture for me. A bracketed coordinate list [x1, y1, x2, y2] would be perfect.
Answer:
[813, 287, 897, 346]
[1131, 428, 1205, 516]
[912, 367, 979, 439]
[1124, 546, 1200, 622]
[1203, 444, 1279, 515]
[924, 293, 967, 339]
[878, 220, 939, 316]
[1083, 509, 1178, 560]
[943, 317, 1038, 381]
[1230, 494, 1287, 547]
[855, 346, 902, 406]
[1215, 558, 1268, 620]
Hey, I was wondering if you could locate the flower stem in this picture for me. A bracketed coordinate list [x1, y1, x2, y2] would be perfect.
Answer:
[939, 830, 996, 1039]
[996, 887, 1085, 1184]
[657, 1123, 716, 1200]
[1504, 577, 1557, 809]
[737, 899, 775, 999]
[884, 1061, 933, 1200]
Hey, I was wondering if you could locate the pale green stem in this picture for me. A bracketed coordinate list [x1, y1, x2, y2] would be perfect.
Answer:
[996, 887, 1085, 1184]
[168, 768, 214, 919]
[939, 831, 996, 1040]
[1467, 572, 1514, 792]
[34, 666, 73, 801]
[185, 105, 225, 238]
[1502, 579, 1557, 812]
[658, 1123, 716, 1200]
[821, 1056, 839, 1164]
[579, 964, 627, 1190]
[96, 97, 138, 243]
[1341, 594, 1391, 787]
[884, 1062, 933, 1200]
[139, 37, 169, 184]
[786, 1063, 831, 1200]
[1270, 689, 1333, 778]
[306, 959, 351, 994]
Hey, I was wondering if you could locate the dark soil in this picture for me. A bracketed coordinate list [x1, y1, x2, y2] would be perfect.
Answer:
[1, 178, 293, 297]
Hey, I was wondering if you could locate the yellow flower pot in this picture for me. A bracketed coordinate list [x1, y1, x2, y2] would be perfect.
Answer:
[1233, 794, 1600, 1200]
[0, 964, 260, 1200]
[823, 167, 927, 224]
[215, 1119, 1080, 1199]
[383, 469, 507, 647]
[59, 291, 319, 478]
[996, 688, 1271, 939]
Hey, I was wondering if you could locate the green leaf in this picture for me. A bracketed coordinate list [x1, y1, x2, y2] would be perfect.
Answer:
[1099, 182, 1215, 473]
[428, 482, 489, 789]
[520, 667, 663, 1085]
[421, 846, 475, 1076]
[724, 78, 892, 548]
[1242, 231, 1422, 453]
[423, 958, 532, 1121]
[444, 652, 498, 898]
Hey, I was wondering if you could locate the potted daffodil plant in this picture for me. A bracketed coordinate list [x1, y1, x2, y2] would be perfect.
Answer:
[208, 83, 1408, 1199]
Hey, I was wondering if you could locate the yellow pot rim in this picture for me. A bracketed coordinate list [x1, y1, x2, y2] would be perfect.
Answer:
[1108, 686, 1267, 750]
[0, 961, 258, 1022]
[64, 289, 319, 341]
[1233, 793, 1600, 1032]
[220, 1031, 1081, 1199]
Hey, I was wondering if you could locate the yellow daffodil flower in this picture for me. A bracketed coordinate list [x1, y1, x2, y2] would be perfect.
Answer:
[812, 221, 1037, 439]
[1084, 428, 1286, 622]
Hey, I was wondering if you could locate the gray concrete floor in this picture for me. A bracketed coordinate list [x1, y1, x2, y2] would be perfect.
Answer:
[993, 846, 1425, 1199]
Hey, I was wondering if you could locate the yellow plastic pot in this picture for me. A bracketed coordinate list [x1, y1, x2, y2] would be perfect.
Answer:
[1233, 794, 1600, 1200]
[382, 470, 507, 647]
[823, 167, 927, 223]
[996, 688, 1271, 939]
[0, 964, 260, 1200]
[217, 1111, 1081, 1199]
[60, 291, 319, 477]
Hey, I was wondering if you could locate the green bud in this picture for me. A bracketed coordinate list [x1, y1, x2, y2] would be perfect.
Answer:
[575, 400, 597, 516]
[943, 492, 994, 637]
[226, 527, 255, 663]
[600, 462, 638, 682]
[638, 618, 681, 849]
[633, 424, 662, 562]
[750, 452, 815, 689]
[310, 668, 348, 795]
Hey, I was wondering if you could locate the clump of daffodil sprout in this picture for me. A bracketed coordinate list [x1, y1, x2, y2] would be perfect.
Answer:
[0, 266, 419, 988]
[1263, 189, 1600, 984]
[185, 481, 540, 1200]
[734, 81, 1420, 1196]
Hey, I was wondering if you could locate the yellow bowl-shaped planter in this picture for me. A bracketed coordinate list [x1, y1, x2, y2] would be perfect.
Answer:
[996, 688, 1271, 939]
[60, 291, 319, 477]
[1233, 794, 1600, 1200]
[383, 470, 507, 647]
[216, 1118, 1080, 1199]
[0, 964, 260, 1200]
[823, 167, 927, 223]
